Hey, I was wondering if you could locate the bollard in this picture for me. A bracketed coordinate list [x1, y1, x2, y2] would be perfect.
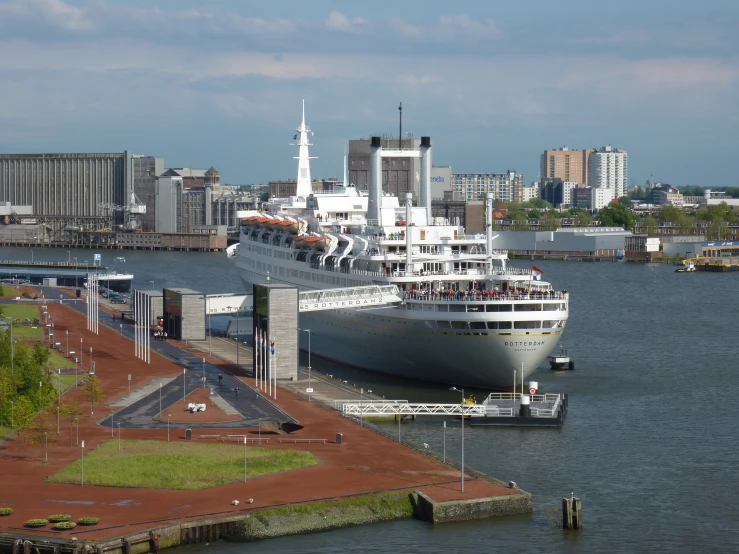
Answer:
[186, 428, 192, 441]
[335, 432, 343, 445]
[519, 395, 531, 417]
[562, 496, 582, 530]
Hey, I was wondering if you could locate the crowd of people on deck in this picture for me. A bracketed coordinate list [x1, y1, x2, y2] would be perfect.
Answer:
[153, 330, 168, 341]
[405, 287, 566, 301]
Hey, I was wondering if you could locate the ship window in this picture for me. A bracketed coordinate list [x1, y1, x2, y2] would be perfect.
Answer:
[436, 321, 451, 328]
[467, 305, 483, 312]
[542, 320, 558, 328]
[498, 321, 512, 329]
[449, 304, 466, 312]
[543, 303, 559, 311]
[486, 321, 499, 329]
[451, 321, 468, 329]
[514, 321, 541, 329]
[514, 303, 542, 311]
[470, 322, 486, 329]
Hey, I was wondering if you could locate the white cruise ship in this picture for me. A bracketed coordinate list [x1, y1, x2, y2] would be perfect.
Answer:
[228, 104, 568, 388]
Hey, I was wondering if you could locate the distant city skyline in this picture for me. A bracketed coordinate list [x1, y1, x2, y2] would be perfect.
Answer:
[0, 0, 737, 188]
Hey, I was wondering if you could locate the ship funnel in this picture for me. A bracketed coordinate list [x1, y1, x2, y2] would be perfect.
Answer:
[368, 136, 382, 227]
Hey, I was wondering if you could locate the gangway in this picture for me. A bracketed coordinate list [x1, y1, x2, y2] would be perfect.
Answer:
[341, 402, 487, 417]
[298, 285, 403, 312]
[340, 393, 568, 427]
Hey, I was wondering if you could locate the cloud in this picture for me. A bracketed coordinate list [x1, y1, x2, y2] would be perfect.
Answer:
[325, 11, 368, 33]
[0, 0, 92, 31]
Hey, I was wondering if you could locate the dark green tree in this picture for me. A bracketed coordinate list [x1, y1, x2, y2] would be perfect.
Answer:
[598, 201, 635, 230]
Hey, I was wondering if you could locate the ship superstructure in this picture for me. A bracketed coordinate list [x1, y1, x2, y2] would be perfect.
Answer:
[228, 103, 568, 388]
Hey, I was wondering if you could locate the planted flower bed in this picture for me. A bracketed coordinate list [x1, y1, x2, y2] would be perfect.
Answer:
[0, 508, 12, 516]
[77, 517, 100, 526]
[48, 514, 72, 523]
[26, 519, 48, 528]
[54, 522, 76, 530]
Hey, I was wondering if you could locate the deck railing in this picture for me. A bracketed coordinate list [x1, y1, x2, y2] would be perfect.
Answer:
[404, 291, 567, 302]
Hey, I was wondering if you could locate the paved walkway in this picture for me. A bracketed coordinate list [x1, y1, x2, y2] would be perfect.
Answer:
[13, 288, 292, 428]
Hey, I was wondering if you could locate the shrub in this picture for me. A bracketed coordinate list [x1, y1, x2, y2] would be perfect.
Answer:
[77, 517, 100, 525]
[54, 522, 76, 530]
[26, 519, 49, 527]
[0, 508, 13, 516]
[48, 514, 71, 522]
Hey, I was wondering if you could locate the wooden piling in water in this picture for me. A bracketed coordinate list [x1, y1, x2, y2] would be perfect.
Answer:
[562, 496, 582, 530]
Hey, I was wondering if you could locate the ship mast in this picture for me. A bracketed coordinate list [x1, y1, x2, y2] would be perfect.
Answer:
[294, 99, 316, 197]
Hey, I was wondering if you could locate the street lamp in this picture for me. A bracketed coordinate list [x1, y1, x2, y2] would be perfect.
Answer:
[148, 280, 154, 291]
[67, 251, 71, 264]
[182, 368, 186, 401]
[1, 316, 13, 391]
[111, 411, 114, 438]
[243, 437, 247, 483]
[299, 328, 312, 401]
[30, 249, 34, 264]
[167, 414, 171, 442]
[66, 329, 69, 355]
[449, 386, 465, 493]
[75, 416, 79, 446]
[118, 422, 121, 451]
[81, 440, 85, 486]
[73, 257, 78, 288]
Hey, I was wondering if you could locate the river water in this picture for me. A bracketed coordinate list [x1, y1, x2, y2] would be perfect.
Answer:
[5, 247, 738, 552]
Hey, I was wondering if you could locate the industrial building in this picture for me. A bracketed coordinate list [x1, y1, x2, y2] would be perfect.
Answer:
[494, 227, 632, 258]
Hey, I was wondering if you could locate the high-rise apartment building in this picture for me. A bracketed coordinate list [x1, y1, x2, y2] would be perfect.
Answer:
[540, 147, 592, 185]
[451, 171, 524, 203]
[588, 146, 628, 199]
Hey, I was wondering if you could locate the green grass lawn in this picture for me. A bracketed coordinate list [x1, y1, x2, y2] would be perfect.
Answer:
[47, 349, 74, 369]
[0, 426, 12, 440]
[10, 325, 43, 340]
[0, 304, 39, 319]
[47, 440, 320, 490]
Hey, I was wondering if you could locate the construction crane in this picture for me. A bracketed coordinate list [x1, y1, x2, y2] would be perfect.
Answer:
[98, 192, 147, 230]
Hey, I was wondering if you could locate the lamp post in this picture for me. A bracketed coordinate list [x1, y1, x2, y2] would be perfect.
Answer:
[10, 400, 13, 431]
[75, 416, 79, 446]
[243, 437, 247, 483]
[159, 382, 162, 415]
[73, 257, 78, 288]
[299, 328, 312, 401]
[81, 440, 85, 486]
[449, 386, 465, 493]
[148, 280, 154, 291]
[443, 421, 446, 463]
[66, 329, 69, 355]
[111, 411, 114, 438]
[2, 316, 13, 392]
[30, 249, 34, 264]
[182, 368, 186, 401]
[235, 308, 239, 366]
[118, 422, 121, 451]
[167, 414, 171, 442]
[67, 251, 71, 264]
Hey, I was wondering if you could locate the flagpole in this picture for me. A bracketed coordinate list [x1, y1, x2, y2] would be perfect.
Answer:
[255, 321, 259, 390]
[263, 331, 267, 392]
[273, 337, 277, 400]
[268, 339, 272, 397]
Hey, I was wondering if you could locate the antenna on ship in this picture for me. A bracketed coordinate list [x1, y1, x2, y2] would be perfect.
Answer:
[398, 102, 402, 149]
[294, 99, 317, 197]
[343, 141, 348, 188]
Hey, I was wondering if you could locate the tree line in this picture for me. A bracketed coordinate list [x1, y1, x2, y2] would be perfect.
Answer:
[0, 310, 104, 449]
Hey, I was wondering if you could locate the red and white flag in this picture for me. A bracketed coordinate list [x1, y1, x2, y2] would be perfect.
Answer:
[532, 266, 543, 281]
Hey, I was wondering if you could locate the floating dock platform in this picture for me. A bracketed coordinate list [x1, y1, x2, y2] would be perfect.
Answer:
[339, 392, 568, 428]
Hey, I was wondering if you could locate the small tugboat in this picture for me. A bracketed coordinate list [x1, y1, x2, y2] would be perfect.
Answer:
[115, 256, 126, 263]
[548, 345, 574, 371]
[675, 260, 695, 273]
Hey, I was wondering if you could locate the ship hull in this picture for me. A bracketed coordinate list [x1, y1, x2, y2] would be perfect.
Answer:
[236, 267, 560, 389]
[0, 267, 132, 292]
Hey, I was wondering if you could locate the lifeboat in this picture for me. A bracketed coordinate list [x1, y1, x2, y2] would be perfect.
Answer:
[395, 220, 407, 226]
[242, 216, 261, 226]
[278, 218, 300, 234]
[305, 236, 328, 250]
[293, 235, 308, 247]
[256, 217, 272, 228]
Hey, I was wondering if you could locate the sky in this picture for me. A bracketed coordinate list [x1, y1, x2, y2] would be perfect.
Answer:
[0, 0, 737, 188]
